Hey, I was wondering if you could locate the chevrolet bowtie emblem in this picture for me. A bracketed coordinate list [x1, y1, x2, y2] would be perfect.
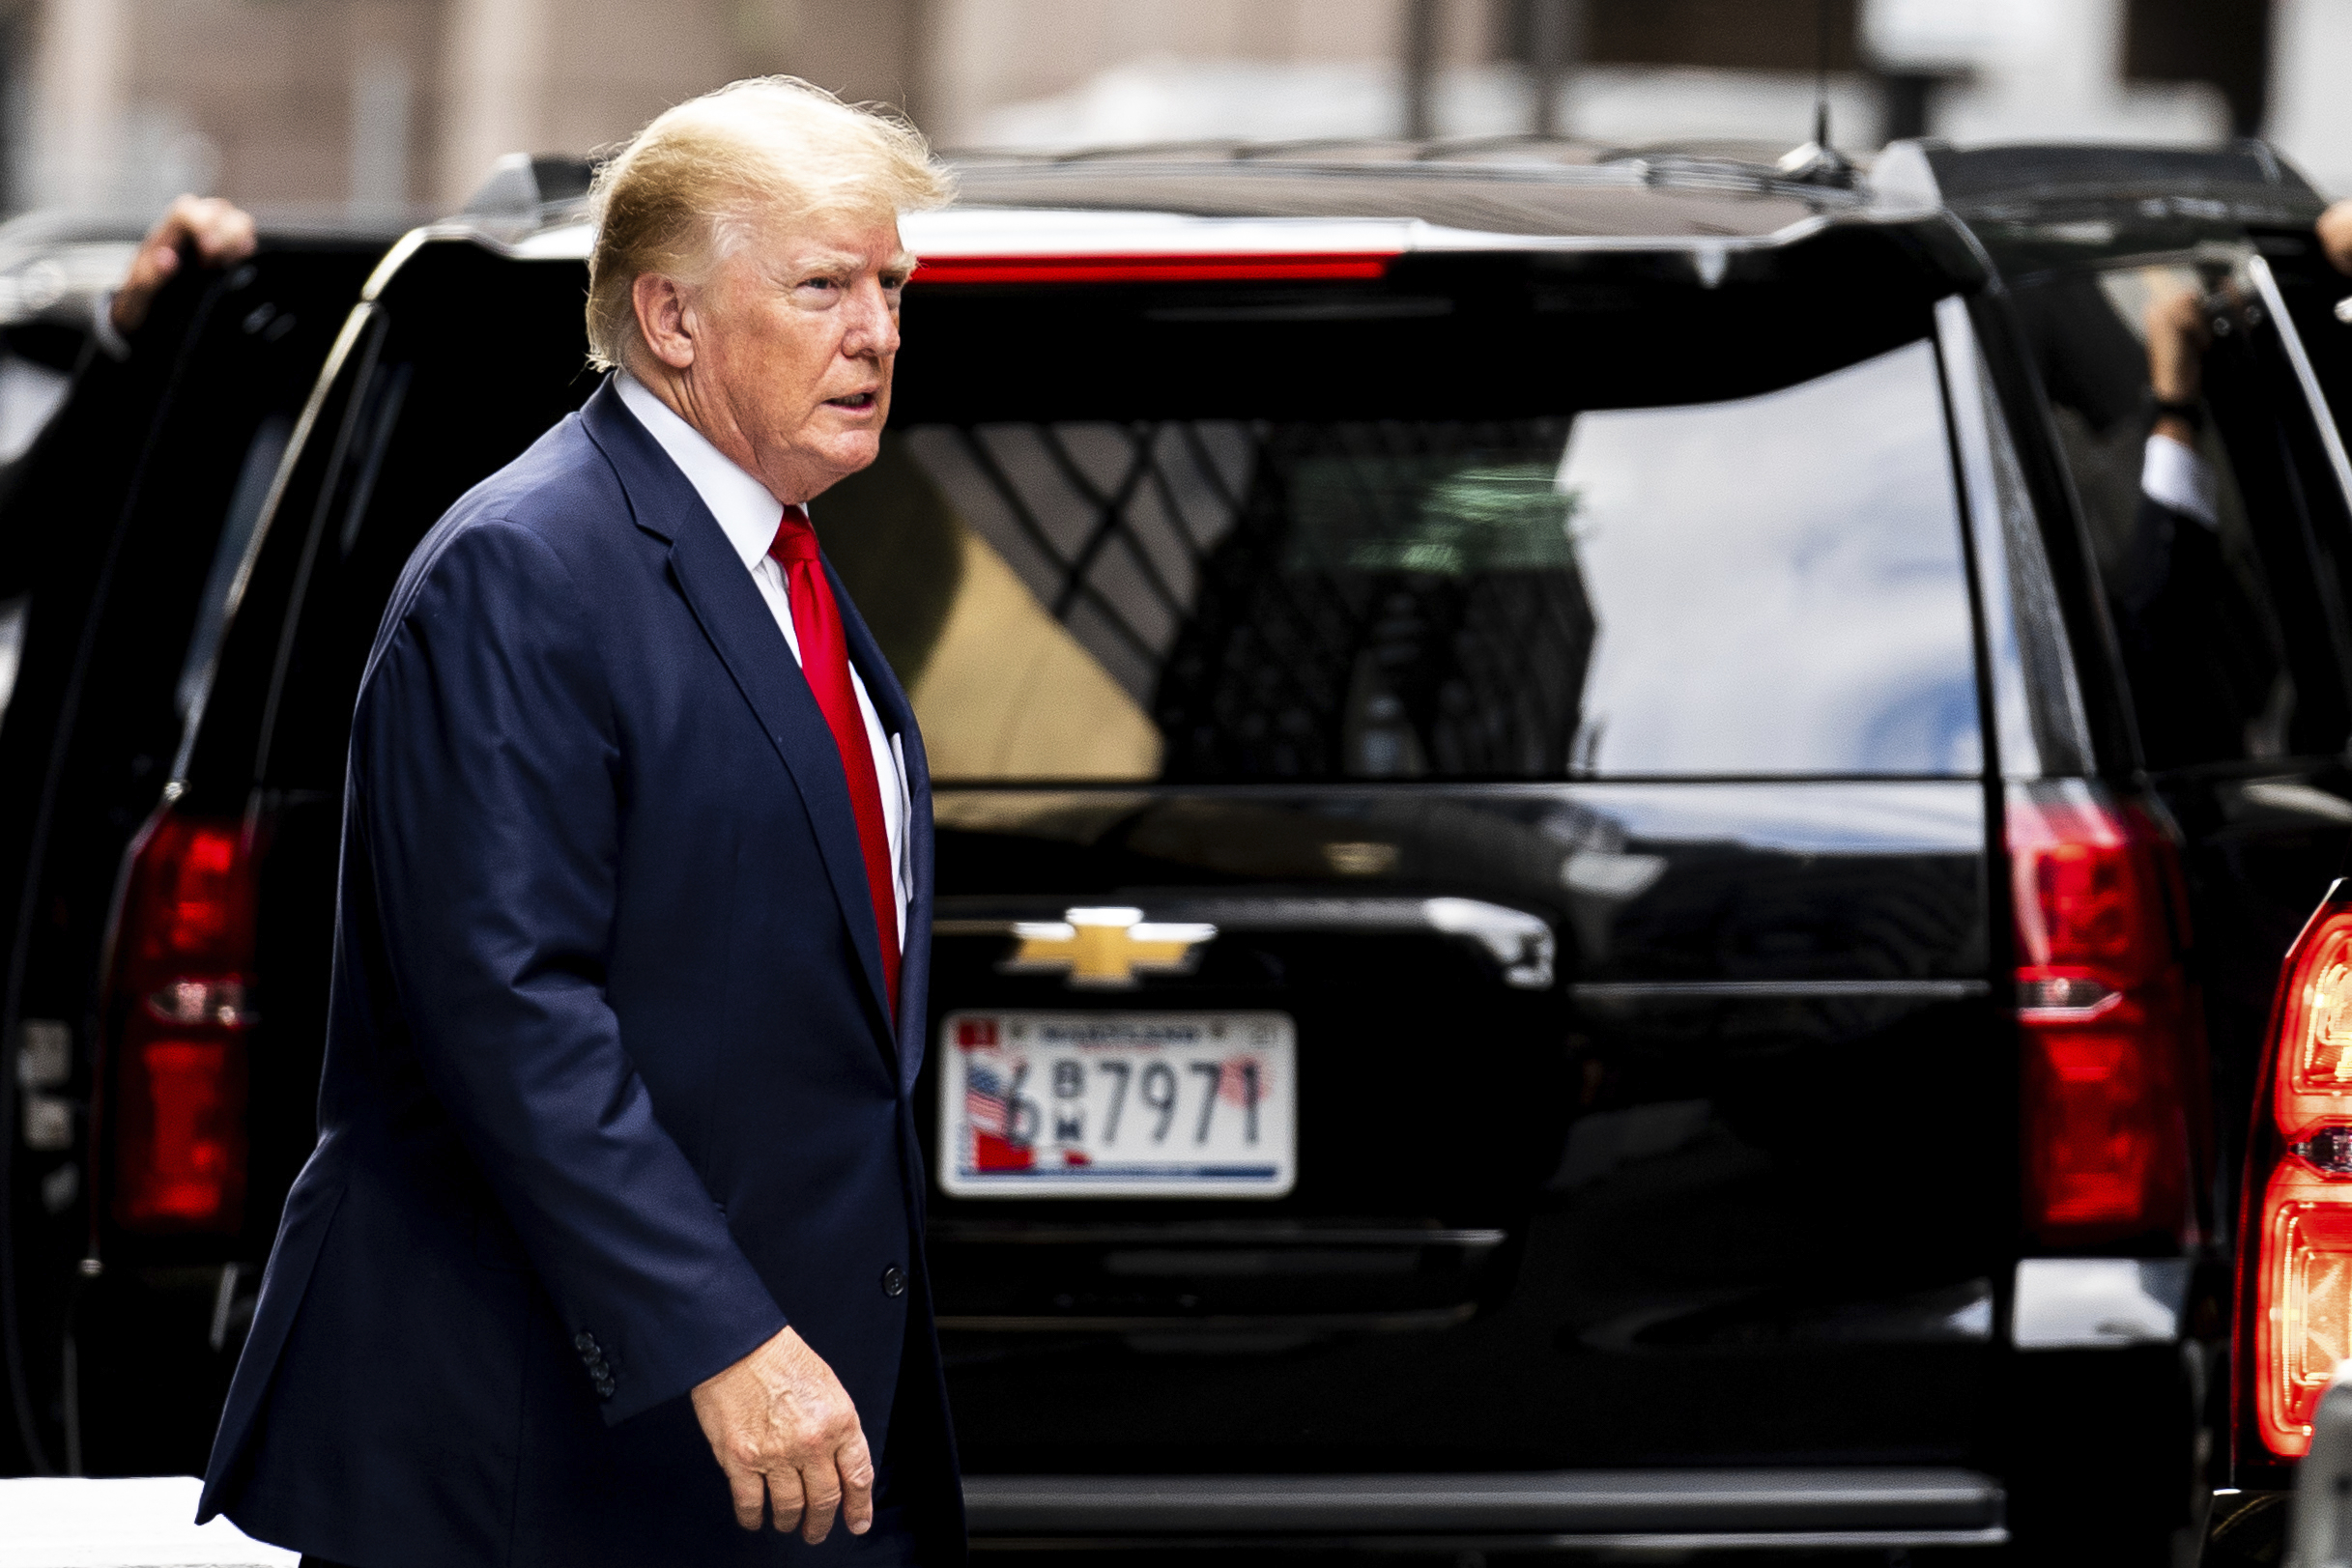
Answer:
[1003, 906, 1218, 989]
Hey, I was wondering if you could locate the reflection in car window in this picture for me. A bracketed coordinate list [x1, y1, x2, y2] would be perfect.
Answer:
[822, 338, 1979, 783]
[1556, 341, 1975, 776]
[0, 592, 27, 725]
[0, 354, 71, 467]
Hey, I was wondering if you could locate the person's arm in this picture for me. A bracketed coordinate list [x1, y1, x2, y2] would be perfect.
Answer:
[357, 519, 782, 1411]
[2146, 285, 2211, 454]
[355, 519, 874, 1540]
[98, 195, 255, 355]
[2108, 288, 2220, 617]
[2141, 284, 2218, 530]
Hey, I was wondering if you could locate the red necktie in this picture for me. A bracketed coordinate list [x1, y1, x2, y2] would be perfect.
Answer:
[768, 506, 899, 1018]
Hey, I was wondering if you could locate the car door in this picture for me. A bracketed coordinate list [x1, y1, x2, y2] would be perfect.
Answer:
[2004, 247, 2352, 1256]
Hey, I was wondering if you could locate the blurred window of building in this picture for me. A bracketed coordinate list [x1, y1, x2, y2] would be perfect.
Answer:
[2270, 0, 2352, 197]
[1484, 0, 1877, 151]
[347, 45, 413, 216]
[1494, 0, 1861, 75]
[2123, 0, 2270, 139]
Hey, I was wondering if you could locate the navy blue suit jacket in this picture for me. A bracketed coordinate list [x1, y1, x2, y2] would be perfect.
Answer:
[198, 378, 960, 1565]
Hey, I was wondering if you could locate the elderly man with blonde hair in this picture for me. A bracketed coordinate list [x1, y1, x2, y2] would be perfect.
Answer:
[199, 79, 962, 1566]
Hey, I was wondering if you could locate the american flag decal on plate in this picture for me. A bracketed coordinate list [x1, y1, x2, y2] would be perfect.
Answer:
[938, 1012, 1297, 1198]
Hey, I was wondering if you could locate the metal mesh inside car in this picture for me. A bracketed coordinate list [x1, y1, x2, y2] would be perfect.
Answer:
[901, 418, 1595, 780]
[825, 338, 1977, 784]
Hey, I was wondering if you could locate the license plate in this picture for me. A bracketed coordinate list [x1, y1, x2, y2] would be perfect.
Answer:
[939, 1012, 1296, 1198]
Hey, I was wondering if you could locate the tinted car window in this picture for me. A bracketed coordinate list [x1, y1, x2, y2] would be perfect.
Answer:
[826, 337, 1977, 782]
[2016, 259, 2352, 766]
[177, 413, 291, 719]
[228, 238, 1972, 796]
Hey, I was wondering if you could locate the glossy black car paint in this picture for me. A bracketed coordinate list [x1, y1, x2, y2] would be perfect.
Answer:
[923, 779, 2001, 1473]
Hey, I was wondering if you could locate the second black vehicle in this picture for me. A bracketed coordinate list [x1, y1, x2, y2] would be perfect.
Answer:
[0, 213, 398, 1477]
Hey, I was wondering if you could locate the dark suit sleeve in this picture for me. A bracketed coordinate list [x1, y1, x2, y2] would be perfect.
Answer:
[2110, 491, 2280, 767]
[352, 517, 787, 1423]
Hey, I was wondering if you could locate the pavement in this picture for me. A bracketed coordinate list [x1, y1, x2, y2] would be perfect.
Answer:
[0, 1476, 295, 1567]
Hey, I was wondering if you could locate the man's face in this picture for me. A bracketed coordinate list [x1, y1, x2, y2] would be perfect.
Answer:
[685, 208, 910, 503]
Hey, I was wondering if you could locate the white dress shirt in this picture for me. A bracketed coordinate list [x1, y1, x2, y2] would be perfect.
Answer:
[2142, 431, 2221, 530]
[617, 373, 909, 940]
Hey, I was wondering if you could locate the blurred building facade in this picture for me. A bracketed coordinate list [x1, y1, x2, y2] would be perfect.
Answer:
[0, 0, 2334, 221]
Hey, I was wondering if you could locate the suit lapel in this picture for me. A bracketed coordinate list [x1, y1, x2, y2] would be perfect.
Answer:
[581, 383, 897, 1043]
[827, 559, 935, 1091]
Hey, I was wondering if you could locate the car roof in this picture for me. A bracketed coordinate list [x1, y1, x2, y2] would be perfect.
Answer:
[1884, 138, 2315, 214]
[392, 134, 2328, 290]
[1874, 137, 2327, 272]
[940, 142, 1868, 241]
[404, 138, 1898, 288]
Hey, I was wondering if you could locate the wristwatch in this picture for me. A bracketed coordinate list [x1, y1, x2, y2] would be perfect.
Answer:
[2153, 397, 2204, 433]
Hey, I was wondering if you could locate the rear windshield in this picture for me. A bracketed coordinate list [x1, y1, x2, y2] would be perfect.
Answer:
[822, 335, 1979, 783]
[242, 243, 1981, 795]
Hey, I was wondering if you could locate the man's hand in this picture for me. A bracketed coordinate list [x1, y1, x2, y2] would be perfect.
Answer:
[2322, 199, 2352, 277]
[111, 195, 256, 335]
[690, 1326, 875, 1541]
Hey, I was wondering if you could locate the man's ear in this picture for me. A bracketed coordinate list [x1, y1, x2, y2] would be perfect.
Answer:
[632, 272, 697, 371]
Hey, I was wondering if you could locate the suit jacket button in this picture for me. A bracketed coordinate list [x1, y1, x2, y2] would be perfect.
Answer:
[881, 1265, 906, 1297]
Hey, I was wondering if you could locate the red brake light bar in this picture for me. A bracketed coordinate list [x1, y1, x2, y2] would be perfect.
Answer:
[910, 252, 1397, 285]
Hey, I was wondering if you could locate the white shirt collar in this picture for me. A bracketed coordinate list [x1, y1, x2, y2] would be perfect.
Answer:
[616, 371, 788, 570]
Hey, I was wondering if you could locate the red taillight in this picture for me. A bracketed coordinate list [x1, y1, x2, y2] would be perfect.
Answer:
[2009, 782, 2202, 1247]
[2274, 912, 2352, 1135]
[910, 252, 1397, 285]
[106, 810, 256, 1233]
[2255, 903, 2352, 1457]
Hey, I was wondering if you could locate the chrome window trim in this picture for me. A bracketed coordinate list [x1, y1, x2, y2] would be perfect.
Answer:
[1935, 293, 2095, 779]
[961, 1467, 2005, 1536]
[2251, 250, 2352, 518]
[937, 895, 1554, 989]
[1570, 979, 1987, 1002]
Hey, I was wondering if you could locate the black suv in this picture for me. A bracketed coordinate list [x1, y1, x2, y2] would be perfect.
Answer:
[14, 139, 2352, 1560]
[0, 214, 403, 1476]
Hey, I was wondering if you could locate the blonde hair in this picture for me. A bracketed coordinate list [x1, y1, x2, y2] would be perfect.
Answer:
[585, 76, 953, 371]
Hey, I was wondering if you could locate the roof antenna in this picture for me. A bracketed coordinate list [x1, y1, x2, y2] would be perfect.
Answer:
[1779, 0, 1855, 186]
[1814, 0, 1832, 148]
